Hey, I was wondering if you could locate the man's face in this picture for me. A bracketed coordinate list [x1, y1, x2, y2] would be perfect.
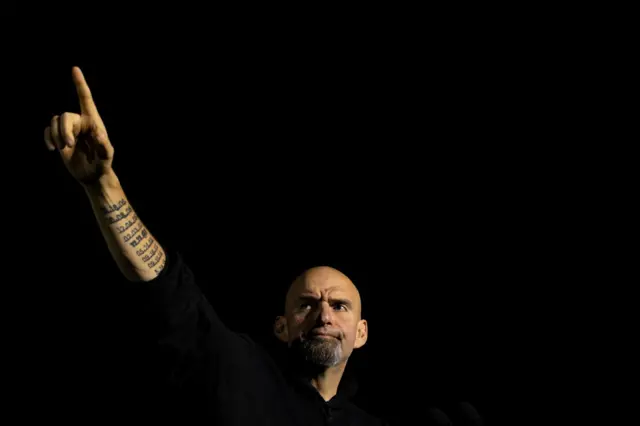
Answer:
[278, 266, 368, 368]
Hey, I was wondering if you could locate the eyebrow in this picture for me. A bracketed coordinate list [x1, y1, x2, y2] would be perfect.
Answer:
[297, 295, 353, 308]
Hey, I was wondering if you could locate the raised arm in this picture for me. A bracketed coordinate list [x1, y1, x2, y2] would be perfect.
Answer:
[44, 66, 165, 282]
[43, 68, 261, 404]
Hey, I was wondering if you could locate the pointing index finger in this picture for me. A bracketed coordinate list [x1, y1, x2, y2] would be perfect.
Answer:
[72, 66, 99, 117]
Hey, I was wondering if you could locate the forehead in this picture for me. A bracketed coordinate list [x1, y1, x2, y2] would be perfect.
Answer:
[288, 267, 358, 299]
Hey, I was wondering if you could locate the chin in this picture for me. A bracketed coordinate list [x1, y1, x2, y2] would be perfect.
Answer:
[301, 338, 343, 367]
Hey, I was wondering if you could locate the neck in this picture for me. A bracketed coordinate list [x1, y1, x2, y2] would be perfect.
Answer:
[309, 361, 347, 401]
[283, 347, 350, 401]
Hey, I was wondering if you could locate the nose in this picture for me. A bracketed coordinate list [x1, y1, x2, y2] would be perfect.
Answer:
[315, 301, 334, 325]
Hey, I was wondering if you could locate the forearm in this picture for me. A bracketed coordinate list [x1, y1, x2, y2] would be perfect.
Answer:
[83, 170, 166, 282]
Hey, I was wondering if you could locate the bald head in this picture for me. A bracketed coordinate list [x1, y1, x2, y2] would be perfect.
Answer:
[285, 266, 363, 319]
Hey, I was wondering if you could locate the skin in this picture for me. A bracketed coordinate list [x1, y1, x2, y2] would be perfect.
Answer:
[274, 266, 368, 401]
[44, 67, 166, 283]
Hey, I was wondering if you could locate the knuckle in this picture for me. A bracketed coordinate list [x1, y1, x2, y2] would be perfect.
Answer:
[90, 122, 107, 139]
[61, 112, 78, 121]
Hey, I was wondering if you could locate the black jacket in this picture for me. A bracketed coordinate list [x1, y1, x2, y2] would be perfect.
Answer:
[135, 248, 388, 425]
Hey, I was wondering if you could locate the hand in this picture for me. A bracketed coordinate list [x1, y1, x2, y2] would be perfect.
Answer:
[44, 67, 114, 186]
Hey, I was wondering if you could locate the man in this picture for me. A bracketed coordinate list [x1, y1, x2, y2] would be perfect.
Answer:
[44, 66, 388, 425]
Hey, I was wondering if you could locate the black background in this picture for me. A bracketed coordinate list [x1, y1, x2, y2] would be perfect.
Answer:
[3, 4, 607, 425]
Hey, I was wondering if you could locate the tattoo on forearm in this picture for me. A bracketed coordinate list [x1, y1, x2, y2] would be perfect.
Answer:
[103, 199, 148, 247]
[100, 199, 127, 215]
[141, 242, 159, 262]
[148, 249, 164, 268]
[116, 214, 138, 234]
[102, 197, 166, 274]
[136, 237, 155, 256]
[137, 238, 165, 274]
[106, 205, 133, 225]
[129, 228, 149, 248]
[154, 255, 167, 275]
[122, 223, 142, 243]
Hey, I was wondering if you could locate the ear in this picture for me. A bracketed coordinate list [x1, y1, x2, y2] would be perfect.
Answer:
[273, 315, 289, 343]
[353, 319, 368, 349]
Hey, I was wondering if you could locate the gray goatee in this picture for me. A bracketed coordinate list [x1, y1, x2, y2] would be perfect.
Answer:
[299, 336, 343, 367]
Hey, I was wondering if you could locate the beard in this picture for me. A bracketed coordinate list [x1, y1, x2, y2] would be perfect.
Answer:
[293, 335, 343, 367]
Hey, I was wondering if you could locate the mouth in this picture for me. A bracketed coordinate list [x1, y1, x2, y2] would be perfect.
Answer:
[308, 330, 339, 339]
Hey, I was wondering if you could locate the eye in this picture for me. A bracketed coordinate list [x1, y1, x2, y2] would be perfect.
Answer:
[333, 303, 347, 311]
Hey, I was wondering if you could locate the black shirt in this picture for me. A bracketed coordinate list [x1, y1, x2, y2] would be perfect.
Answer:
[135, 248, 389, 425]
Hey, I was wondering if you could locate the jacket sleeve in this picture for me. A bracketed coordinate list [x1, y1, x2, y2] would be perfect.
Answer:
[134, 247, 255, 389]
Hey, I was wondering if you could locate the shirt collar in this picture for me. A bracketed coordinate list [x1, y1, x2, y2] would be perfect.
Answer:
[281, 352, 359, 404]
